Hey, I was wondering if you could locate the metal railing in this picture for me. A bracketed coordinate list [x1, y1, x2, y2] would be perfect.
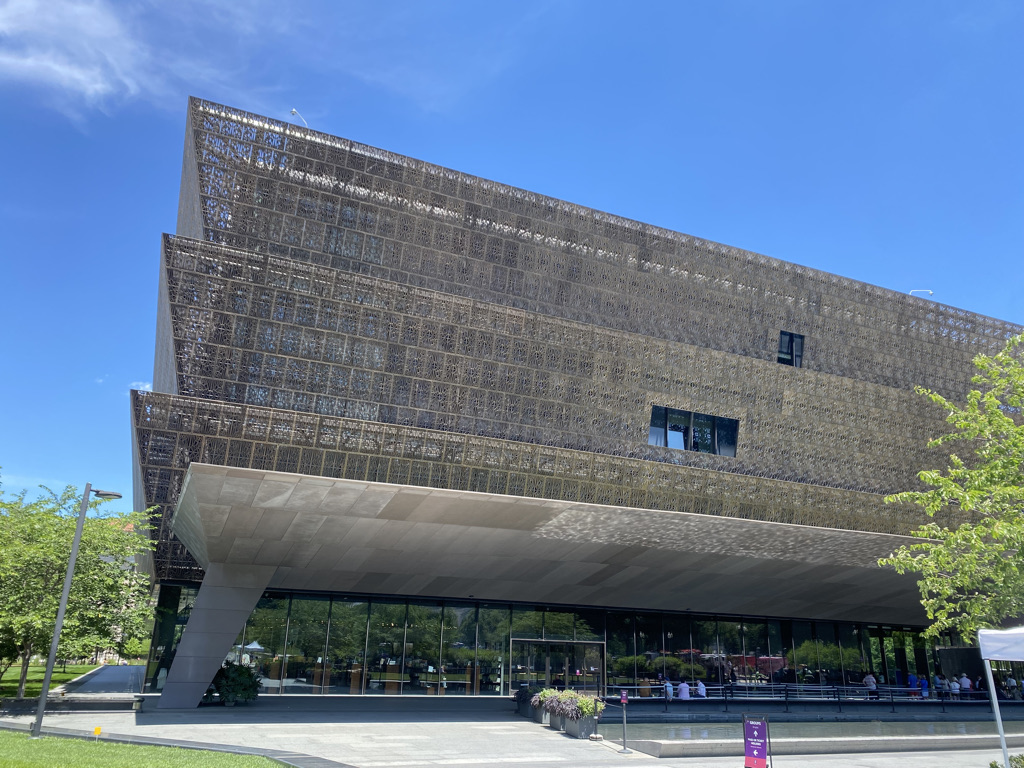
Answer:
[604, 681, 1007, 711]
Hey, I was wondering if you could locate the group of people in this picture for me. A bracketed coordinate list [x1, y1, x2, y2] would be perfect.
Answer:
[663, 678, 706, 700]
[863, 669, 1023, 701]
[934, 671, 993, 700]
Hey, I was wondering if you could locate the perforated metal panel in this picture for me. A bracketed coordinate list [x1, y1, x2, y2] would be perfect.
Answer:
[132, 97, 1020, 584]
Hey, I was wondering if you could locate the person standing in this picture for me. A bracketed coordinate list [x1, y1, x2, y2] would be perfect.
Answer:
[664, 678, 674, 701]
[697, 679, 707, 698]
[863, 671, 878, 700]
[1006, 673, 1020, 700]
[950, 677, 960, 700]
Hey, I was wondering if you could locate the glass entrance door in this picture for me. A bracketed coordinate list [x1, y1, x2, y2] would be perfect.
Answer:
[509, 640, 604, 694]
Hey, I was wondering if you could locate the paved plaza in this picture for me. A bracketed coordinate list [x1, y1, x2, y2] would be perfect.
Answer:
[3, 707, 1020, 768]
[2, 667, 1021, 767]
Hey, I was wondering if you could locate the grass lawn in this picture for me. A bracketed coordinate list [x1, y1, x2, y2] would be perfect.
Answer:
[0, 730, 277, 767]
[0, 665, 99, 699]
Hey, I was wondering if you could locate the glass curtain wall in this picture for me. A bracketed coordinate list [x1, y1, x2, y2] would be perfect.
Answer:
[157, 589, 945, 697]
[692, 619, 721, 686]
[146, 584, 198, 693]
[440, 603, 477, 695]
[635, 614, 661, 697]
[766, 621, 784, 683]
[241, 594, 289, 695]
[282, 595, 330, 693]
[787, 621, 817, 684]
[606, 612, 637, 693]
[367, 601, 408, 694]
[743, 621, 769, 683]
[405, 603, 442, 694]
[325, 598, 368, 694]
[836, 623, 867, 685]
[718, 620, 742, 684]
[815, 623, 843, 685]
[662, 614, 692, 685]
[477, 604, 511, 695]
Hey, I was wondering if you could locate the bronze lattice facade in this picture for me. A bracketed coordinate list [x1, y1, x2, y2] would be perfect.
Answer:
[134, 97, 1020, 598]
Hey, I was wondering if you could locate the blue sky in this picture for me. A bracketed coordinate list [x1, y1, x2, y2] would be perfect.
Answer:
[0, 0, 1021, 514]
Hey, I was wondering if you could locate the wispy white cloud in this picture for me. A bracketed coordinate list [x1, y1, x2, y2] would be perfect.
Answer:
[0, 0, 267, 117]
[129, 380, 152, 392]
[95, 375, 108, 384]
[0, 0, 156, 116]
[0, 0, 564, 119]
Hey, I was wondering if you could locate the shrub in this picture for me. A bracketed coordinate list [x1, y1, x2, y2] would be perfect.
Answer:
[551, 689, 582, 720]
[991, 756, 1024, 768]
[531, 687, 559, 709]
[212, 661, 261, 705]
[573, 694, 606, 720]
[526, 688, 606, 721]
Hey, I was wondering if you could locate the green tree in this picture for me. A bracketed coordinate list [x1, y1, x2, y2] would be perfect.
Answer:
[880, 334, 1024, 641]
[0, 482, 154, 698]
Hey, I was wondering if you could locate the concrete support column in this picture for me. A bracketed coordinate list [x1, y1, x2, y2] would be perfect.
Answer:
[158, 563, 276, 709]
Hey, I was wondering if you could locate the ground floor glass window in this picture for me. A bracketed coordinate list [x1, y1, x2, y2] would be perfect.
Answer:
[148, 588, 952, 697]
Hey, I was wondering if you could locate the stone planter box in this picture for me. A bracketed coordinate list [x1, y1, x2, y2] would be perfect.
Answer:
[565, 716, 600, 739]
[548, 713, 564, 731]
[532, 706, 550, 725]
[517, 699, 532, 718]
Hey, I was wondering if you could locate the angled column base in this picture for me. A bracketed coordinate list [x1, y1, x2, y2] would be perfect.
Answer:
[158, 563, 276, 709]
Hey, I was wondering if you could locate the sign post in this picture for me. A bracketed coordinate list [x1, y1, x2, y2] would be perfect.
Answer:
[743, 715, 771, 768]
[619, 689, 632, 754]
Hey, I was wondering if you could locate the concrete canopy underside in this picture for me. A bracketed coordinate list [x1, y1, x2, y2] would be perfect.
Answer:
[173, 463, 925, 626]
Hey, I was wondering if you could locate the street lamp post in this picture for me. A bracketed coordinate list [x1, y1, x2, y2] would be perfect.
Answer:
[30, 483, 122, 738]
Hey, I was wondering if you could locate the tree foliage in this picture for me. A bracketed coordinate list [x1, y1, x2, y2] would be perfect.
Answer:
[0, 481, 154, 697]
[880, 334, 1024, 641]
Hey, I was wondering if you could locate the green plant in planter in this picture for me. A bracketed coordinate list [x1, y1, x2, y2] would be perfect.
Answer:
[531, 688, 559, 710]
[212, 661, 261, 705]
[552, 689, 582, 720]
[574, 694, 605, 720]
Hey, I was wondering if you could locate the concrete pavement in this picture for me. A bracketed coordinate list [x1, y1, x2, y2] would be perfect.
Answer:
[2, 666, 1022, 767]
[4, 699, 1023, 767]
[59, 663, 145, 695]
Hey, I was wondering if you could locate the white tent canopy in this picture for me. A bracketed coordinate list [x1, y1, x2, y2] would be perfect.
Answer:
[978, 626, 1024, 768]
[979, 627, 1024, 662]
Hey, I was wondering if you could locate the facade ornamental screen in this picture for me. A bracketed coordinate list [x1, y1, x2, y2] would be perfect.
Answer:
[134, 98, 1022, 698]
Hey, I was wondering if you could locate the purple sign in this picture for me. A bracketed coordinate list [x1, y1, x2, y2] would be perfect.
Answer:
[743, 716, 769, 768]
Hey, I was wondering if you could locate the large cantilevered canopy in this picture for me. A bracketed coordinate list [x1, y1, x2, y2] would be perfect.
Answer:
[172, 463, 924, 625]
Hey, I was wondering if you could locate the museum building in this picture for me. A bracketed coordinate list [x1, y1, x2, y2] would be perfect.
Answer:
[135, 98, 1022, 707]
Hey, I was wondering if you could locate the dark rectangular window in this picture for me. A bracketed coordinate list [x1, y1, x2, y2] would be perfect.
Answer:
[778, 331, 804, 367]
[648, 406, 738, 457]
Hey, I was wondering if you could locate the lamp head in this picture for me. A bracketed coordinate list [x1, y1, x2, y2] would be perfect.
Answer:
[92, 489, 122, 500]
